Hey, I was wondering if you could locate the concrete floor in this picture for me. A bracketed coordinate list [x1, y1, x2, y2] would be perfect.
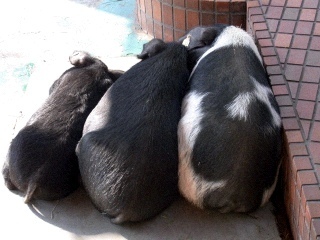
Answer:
[0, 0, 281, 239]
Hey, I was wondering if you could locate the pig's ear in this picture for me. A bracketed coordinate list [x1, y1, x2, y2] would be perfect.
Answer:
[137, 42, 150, 60]
[137, 51, 149, 60]
[137, 39, 167, 60]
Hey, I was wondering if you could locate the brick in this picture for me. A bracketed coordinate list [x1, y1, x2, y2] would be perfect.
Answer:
[201, 12, 215, 26]
[152, 0, 162, 22]
[145, 0, 153, 15]
[292, 156, 311, 174]
[163, 0, 172, 4]
[263, 56, 278, 65]
[298, 83, 318, 101]
[297, 170, 318, 190]
[248, 7, 263, 16]
[310, 219, 320, 240]
[282, 118, 300, 130]
[174, 29, 184, 40]
[282, 8, 299, 20]
[162, 4, 173, 26]
[173, 0, 184, 7]
[154, 22, 163, 39]
[272, 84, 288, 96]
[292, 35, 310, 49]
[300, 9, 317, 21]
[270, 0, 285, 6]
[261, 6, 267, 14]
[295, 189, 302, 231]
[274, 33, 292, 48]
[146, 17, 154, 35]
[302, 218, 311, 240]
[230, 1, 246, 12]
[280, 106, 296, 117]
[301, 120, 311, 138]
[270, 75, 285, 85]
[258, 38, 273, 47]
[267, 19, 279, 32]
[216, 1, 231, 13]
[288, 81, 299, 98]
[296, 21, 314, 35]
[290, 143, 308, 156]
[260, 0, 270, 5]
[315, 23, 320, 36]
[266, 6, 283, 19]
[296, 100, 315, 120]
[255, 30, 270, 39]
[216, 14, 229, 25]
[311, 122, 320, 141]
[287, 0, 302, 7]
[275, 95, 292, 106]
[163, 26, 174, 42]
[266, 65, 282, 75]
[299, 204, 307, 238]
[287, 49, 307, 65]
[316, 107, 320, 121]
[303, 0, 319, 8]
[186, 0, 198, 10]
[302, 66, 320, 83]
[174, 7, 186, 30]
[302, 185, 320, 201]
[201, 0, 214, 11]
[310, 142, 320, 164]
[306, 51, 320, 67]
[277, 48, 288, 63]
[261, 47, 276, 56]
[278, 20, 296, 33]
[306, 202, 320, 219]
[231, 15, 246, 29]
[253, 22, 267, 31]
[316, 165, 320, 185]
[186, 10, 199, 30]
[286, 130, 304, 143]
[295, 157, 314, 173]
[310, 37, 320, 50]
[250, 14, 265, 23]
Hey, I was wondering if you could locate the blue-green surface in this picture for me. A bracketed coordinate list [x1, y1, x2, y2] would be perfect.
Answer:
[0, 0, 149, 92]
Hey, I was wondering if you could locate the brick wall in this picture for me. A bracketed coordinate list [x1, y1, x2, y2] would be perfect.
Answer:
[136, 0, 247, 41]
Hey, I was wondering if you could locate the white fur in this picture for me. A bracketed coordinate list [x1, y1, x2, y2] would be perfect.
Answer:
[190, 26, 262, 79]
[226, 92, 254, 121]
[178, 91, 227, 207]
[182, 34, 191, 47]
[252, 77, 282, 127]
[225, 77, 281, 127]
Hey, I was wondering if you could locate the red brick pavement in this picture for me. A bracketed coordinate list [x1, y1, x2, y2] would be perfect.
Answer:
[248, 0, 320, 239]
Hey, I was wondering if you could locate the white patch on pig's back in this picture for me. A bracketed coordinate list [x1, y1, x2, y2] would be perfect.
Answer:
[178, 91, 227, 207]
[190, 26, 262, 79]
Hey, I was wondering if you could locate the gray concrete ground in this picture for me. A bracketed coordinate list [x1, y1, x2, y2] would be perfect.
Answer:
[0, 0, 281, 239]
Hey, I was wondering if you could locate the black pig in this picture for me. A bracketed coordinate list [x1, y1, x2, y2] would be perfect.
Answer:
[2, 51, 122, 203]
[76, 39, 189, 224]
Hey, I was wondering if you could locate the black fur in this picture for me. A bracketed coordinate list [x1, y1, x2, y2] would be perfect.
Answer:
[76, 40, 189, 224]
[2, 51, 122, 203]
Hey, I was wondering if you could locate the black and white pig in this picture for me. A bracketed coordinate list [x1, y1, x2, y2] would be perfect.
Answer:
[2, 51, 122, 203]
[76, 39, 189, 224]
[178, 24, 283, 213]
